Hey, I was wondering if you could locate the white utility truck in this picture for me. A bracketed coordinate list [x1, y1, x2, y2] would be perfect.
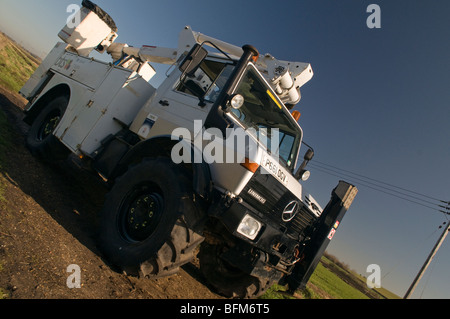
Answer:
[20, 1, 358, 298]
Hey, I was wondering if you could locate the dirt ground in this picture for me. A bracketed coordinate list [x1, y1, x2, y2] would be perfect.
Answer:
[0, 85, 223, 299]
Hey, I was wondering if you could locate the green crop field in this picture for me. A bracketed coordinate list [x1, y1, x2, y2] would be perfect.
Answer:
[0, 32, 40, 93]
[260, 254, 401, 299]
[309, 261, 369, 299]
[260, 259, 369, 299]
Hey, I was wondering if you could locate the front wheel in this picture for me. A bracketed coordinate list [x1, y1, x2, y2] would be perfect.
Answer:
[97, 158, 204, 278]
[198, 242, 272, 298]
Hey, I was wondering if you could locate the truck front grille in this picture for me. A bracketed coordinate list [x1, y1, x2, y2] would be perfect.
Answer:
[240, 170, 317, 238]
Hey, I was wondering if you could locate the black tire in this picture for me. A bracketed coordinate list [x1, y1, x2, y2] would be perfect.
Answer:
[97, 157, 204, 278]
[198, 242, 272, 299]
[26, 95, 70, 162]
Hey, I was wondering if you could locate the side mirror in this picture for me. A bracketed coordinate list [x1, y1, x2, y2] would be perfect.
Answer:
[179, 44, 208, 77]
[304, 149, 314, 161]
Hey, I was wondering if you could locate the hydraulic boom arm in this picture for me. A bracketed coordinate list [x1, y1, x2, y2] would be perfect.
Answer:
[106, 26, 313, 106]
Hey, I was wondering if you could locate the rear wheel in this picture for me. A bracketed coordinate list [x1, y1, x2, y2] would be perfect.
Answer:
[26, 96, 70, 162]
[98, 158, 204, 278]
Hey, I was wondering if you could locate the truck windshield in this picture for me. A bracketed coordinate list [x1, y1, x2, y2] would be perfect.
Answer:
[230, 65, 302, 171]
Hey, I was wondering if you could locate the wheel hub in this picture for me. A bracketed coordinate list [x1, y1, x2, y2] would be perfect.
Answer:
[38, 112, 61, 141]
[121, 188, 164, 242]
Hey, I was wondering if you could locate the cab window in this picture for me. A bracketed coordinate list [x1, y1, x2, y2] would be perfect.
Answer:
[177, 59, 233, 103]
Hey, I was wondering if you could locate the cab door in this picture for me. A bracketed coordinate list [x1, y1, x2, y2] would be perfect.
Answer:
[137, 58, 234, 140]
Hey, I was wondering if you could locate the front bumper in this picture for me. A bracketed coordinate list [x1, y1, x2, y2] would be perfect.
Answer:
[207, 179, 358, 291]
[208, 190, 317, 281]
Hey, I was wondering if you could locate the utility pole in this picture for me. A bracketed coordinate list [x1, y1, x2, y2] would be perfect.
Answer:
[403, 221, 450, 299]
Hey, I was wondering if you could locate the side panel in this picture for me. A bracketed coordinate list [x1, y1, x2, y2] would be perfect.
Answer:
[20, 42, 68, 100]
[51, 51, 113, 89]
[30, 73, 93, 122]
[130, 69, 212, 139]
[54, 67, 132, 153]
[80, 77, 156, 155]
[25, 49, 156, 155]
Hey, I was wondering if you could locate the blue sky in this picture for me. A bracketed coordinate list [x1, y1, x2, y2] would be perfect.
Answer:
[1, 0, 449, 299]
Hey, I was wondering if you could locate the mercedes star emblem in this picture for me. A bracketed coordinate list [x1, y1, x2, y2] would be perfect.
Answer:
[282, 201, 299, 222]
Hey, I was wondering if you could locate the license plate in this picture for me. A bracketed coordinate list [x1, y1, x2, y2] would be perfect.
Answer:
[261, 154, 288, 186]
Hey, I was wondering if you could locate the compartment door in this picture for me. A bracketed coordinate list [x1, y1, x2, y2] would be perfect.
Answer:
[56, 68, 131, 152]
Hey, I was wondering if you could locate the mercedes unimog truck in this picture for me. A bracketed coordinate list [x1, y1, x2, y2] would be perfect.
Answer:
[19, 1, 358, 298]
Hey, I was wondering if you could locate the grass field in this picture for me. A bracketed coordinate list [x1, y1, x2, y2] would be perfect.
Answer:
[309, 261, 369, 299]
[260, 254, 401, 299]
[261, 258, 371, 299]
[0, 32, 40, 93]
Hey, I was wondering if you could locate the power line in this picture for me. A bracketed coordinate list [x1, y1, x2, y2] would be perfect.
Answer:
[313, 160, 449, 204]
[310, 162, 442, 208]
[309, 162, 444, 207]
[308, 162, 449, 215]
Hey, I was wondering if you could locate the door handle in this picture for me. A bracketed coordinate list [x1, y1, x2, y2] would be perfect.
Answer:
[159, 100, 169, 106]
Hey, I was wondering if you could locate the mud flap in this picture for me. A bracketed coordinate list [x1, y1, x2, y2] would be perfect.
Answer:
[285, 181, 358, 293]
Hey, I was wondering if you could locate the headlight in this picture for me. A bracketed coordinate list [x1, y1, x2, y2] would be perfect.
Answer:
[237, 214, 262, 240]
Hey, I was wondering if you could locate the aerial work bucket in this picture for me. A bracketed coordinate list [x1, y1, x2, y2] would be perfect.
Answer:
[58, 0, 118, 56]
